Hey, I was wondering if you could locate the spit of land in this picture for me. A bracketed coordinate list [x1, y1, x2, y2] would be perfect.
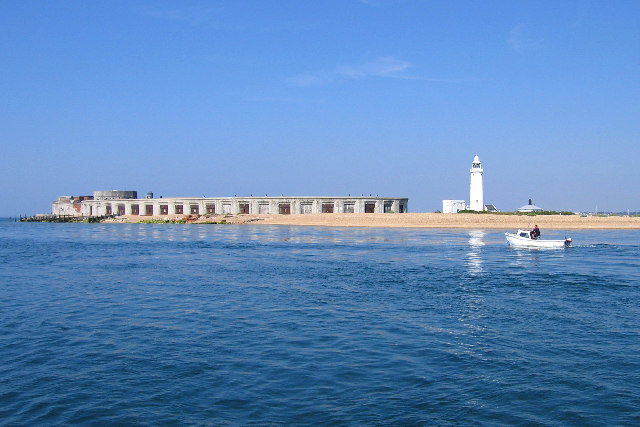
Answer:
[119, 213, 640, 229]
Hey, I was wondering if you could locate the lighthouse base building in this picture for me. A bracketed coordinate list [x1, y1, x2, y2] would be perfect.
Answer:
[442, 200, 466, 213]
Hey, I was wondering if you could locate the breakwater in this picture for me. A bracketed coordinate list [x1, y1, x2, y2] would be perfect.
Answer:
[19, 214, 115, 223]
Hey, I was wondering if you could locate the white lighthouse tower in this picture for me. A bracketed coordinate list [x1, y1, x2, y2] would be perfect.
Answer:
[469, 154, 484, 211]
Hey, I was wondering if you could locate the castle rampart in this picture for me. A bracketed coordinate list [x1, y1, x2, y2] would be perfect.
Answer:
[52, 191, 408, 217]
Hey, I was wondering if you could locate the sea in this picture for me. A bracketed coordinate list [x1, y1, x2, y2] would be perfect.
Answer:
[1, 221, 639, 426]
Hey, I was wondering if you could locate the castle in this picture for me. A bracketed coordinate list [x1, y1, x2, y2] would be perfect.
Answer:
[52, 191, 409, 217]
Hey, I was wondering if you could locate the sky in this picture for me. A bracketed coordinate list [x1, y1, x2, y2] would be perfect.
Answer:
[1, 0, 639, 215]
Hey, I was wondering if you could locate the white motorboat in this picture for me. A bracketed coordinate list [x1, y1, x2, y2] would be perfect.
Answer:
[505, 229, 572, 248]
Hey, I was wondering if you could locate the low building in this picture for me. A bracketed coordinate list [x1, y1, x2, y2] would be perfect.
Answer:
[517, 199, 543, 213]
[442, 200, 466, 213]
[53, 191, 409, 217]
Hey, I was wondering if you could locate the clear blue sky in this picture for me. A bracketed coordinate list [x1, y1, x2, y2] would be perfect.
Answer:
[1, 1, 638, 215]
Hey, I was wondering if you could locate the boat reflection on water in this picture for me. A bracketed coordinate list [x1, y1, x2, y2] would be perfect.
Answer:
[466, 229, 486, 275]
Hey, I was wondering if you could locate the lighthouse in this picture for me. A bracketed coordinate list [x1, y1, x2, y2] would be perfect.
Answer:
[469, 154, 484, 211]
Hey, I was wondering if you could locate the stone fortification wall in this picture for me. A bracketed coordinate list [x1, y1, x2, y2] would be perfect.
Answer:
[52, 196, 93, 216]
[93, 190, 138, 200]
[80, 196, 409, 217]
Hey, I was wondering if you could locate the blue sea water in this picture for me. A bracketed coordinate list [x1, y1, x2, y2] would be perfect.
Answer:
[1, 221, 639, 426]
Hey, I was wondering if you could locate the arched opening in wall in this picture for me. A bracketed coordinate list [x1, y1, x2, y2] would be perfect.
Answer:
[279, 204, 291, 215]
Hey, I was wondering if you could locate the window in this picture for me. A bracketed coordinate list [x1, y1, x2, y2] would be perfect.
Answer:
[175, 205, 183, 214]
[160, 205, 168, 215]
[239, 203, 249, 214]
[322, 203, 334, 213]
[365, 203, 376, 213]
[190, 205, 199, 215]
[145, 205, 154, 216]
[131, 204, 139, 215]
[206, 204, 215, 214]
[301, 203, 312, 214]
[344, 203, 355, 213]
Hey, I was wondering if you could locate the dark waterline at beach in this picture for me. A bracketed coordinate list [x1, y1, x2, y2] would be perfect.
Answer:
[1, 223, 639, 425]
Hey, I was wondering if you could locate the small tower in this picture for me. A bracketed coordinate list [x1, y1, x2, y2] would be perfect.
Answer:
[469, 154, 484, 211]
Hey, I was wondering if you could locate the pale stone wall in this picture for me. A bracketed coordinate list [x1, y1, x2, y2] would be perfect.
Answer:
[78, 196, 409, 217]
[52, 196, 91, 216]
[93, 190, 137, 200]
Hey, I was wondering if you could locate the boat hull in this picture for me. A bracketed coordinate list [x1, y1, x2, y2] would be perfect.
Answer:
[505, 233, 571, 248]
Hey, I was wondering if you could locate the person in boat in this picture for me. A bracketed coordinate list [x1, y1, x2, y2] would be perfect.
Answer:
[531, 225, 541, 239]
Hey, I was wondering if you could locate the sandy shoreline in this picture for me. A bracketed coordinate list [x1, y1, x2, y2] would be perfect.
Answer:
[118, 213, 640, 229]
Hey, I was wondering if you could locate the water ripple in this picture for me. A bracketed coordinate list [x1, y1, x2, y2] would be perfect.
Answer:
[1, 224, 639, 424]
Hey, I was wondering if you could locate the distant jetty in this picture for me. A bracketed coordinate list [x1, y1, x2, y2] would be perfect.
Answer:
[19, 214, 115, 223]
